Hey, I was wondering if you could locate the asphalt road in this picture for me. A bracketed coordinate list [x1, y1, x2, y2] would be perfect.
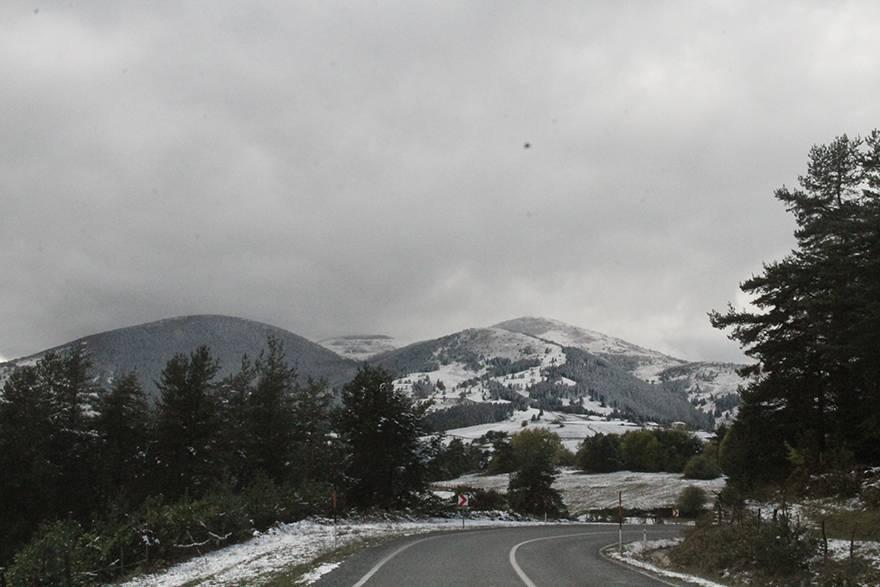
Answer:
[314, 524, 687, 586]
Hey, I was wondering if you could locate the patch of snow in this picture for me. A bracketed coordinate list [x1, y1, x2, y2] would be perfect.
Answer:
[826, 539, 880, 569]
[318, 335, 401, 361]
[299, 561, 341, 585]
[443, 410, 643, 451]
[607, 538, 726, 587]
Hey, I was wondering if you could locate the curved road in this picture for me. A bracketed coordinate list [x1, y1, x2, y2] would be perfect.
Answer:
[314, 524, 687, 586]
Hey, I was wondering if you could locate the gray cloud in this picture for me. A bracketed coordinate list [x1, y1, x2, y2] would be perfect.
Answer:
[2, 1, 879, 362]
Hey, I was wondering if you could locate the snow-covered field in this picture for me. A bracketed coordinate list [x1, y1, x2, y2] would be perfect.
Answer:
[120, 517, 554, 587]
[444, 409, 646, 451]
[435, 469, 726, 513]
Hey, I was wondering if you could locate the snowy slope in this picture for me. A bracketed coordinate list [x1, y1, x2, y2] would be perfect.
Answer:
[371, 326, 713, 429]
[494, 316, 686, 380]
[656, 362, 744, 423]
[494, 317, 744, 422]
[318, 334, 401, 361]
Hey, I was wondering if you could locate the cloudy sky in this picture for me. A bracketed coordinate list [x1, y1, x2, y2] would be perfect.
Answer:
[2, 1, 879, 363]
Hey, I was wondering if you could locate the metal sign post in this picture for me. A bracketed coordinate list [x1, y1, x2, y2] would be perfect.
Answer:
[331, 487, 338, 547]
[458, 494, 468, 528]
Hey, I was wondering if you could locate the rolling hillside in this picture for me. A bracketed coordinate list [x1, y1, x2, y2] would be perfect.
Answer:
[370, 325, 717, 429]
[0, 315, 359, 402]
[494, 317, 744, 422]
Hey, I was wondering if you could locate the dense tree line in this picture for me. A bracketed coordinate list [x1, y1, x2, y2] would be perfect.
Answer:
[575, 429, 708, 475]
[0, 339, 432, 583]
[712, 130, 880, 487]
[423, 402, 514, 432]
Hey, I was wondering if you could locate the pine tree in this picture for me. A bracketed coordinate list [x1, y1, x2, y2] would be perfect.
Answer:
[94, 371, 150, 502]
[153, 346, 221, 497]
[40, 348, 100, 521]
[246, 335, 297, 484]
[712, 130, 880, 481]
[0, 365, 55, 562]
[216, 355, 257, 488]
[337, 365, 430, 509]
[291, 377, 337, 485]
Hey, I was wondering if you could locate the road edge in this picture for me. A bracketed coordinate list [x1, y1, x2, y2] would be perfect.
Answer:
[598, 542, 726, 587]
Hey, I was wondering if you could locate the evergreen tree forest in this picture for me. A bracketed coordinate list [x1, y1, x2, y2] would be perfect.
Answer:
[0, 339, 433, 584]
[711, 130, 880, 487]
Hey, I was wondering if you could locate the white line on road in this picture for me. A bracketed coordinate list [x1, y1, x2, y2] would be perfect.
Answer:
[509, 532, 600, 587]
[351, 528, 504, 586]
[352, 535, 437, 587]
[509, 531, 679, 587]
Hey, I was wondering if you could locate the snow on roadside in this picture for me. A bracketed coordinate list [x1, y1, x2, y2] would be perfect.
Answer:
[120, 517, 552, 586]
[606, 538, 727, 587]
[299, 561, 341, 585]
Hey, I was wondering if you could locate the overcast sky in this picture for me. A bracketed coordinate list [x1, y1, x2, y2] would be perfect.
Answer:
[2, 1, 879, 363]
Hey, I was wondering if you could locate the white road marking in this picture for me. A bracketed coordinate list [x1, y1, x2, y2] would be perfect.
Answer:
[509, 532, 599, 587]
[351, 528, 502, 586]
[352, 535, 437, 587]
[509, 532, 678, 587]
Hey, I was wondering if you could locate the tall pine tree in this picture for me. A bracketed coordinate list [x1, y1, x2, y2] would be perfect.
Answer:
[337, 365, 430, 509]
[291, 378, 337, 485]
[94, 371, 150, 503]
[153, 346, 221, 497]
[0, 365, 55, 562]
[712, 130, 880, 483]
[246, 336, 297, 484]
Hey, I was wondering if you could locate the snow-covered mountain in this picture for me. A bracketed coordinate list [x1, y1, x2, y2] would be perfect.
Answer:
[492, 317, 744, 423]
[0, 314, 743, 428]
[318, 335, 401, 361]
[493, 316, 685, 380]
[370, 324, 722, 430]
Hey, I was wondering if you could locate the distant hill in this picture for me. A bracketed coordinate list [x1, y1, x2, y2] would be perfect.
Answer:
[370, 325, 717, 429]
[0, 314, 743, 426]
[493, 317, 744, 423]
[319, 334, 401, 361]
[0, 315, 359, 402]
[493, 316, 686, 379]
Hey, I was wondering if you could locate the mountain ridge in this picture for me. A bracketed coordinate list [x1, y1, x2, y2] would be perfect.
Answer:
[0, 314, 359, 402]
[1, 313, 744, 426]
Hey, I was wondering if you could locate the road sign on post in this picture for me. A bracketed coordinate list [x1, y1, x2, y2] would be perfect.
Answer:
[672, 509, 680, 519]
[458, 494, 469, 528]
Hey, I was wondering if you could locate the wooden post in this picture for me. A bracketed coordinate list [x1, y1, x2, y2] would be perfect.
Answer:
[821, 519, 828, 560]
[618, 491, 623, 553]
[63, 551, 72, 587]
